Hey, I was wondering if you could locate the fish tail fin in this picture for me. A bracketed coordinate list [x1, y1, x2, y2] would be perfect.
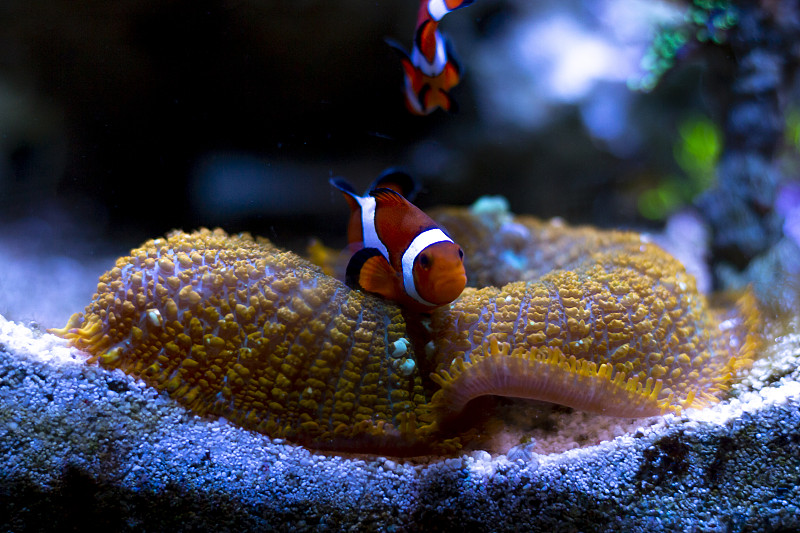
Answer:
[387, 31, 461, 115]
[420, 85, 458, 114]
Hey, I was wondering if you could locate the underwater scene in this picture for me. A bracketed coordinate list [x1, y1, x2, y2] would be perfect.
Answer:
[1, 0, 799, 531]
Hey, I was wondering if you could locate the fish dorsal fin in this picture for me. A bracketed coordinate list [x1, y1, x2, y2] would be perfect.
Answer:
[369, 169, 420, 201]
[346, 248, 398, 300]
[370, 187, 412, 208]
[330, 177, 361, 213]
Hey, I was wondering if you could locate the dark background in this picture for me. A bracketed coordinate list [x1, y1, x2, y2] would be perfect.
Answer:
[3, 0, 800, 326]
[0, 0, 715, 251]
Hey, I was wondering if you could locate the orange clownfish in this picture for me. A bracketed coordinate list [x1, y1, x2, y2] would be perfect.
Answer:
[330, 170, 467, 312]
[388, 0, 475, 115]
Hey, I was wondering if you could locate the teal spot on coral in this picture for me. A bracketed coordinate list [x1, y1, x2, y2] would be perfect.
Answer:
[499, 250, 527, 271]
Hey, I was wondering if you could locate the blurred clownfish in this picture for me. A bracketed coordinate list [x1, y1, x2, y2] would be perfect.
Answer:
[330, 170, 467, 312]
[388, 0, 475, 115]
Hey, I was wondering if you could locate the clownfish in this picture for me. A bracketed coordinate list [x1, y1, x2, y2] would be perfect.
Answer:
[330, 170, 467, 312]
[388, 0, 475, 115]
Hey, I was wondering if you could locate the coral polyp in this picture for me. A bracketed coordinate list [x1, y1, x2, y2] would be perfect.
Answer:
[52, 205, 759, 455]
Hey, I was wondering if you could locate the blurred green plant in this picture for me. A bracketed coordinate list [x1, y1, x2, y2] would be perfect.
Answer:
[638, 115, 722, 220]
[630, 0, 738, 92]
[785, 107, 800, 152]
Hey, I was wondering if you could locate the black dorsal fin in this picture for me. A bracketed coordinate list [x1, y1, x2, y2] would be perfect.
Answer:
[370, 187, 412, 208]
[330, 177, 359, 196]
[330, 177, 361, 213]
[369, 168, 420, 201]
[385, 37, 411, 61]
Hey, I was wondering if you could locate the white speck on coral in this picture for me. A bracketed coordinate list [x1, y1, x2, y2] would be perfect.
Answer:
[391, 338, 411, 359]
[397, 359, 416, 377]
[146, 309, 163, 327]
[425, 340, 436, 358]
[499, 222, 530, 241]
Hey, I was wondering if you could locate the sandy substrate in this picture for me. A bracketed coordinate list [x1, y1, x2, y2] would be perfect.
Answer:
[2, 313, 799, 532]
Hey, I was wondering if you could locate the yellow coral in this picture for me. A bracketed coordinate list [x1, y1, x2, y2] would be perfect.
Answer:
[52, 211, 759, 455]
[54, 229, 438, 454]
[429, 242, 751, 419]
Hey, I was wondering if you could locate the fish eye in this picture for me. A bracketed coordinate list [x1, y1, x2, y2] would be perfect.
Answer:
[458, 248, 464, 260]
[419, 253, 431, 270]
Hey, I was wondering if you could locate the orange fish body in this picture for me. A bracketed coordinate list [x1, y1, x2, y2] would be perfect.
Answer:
[331, 170, 467, 312]
[389, 0, 475, 115]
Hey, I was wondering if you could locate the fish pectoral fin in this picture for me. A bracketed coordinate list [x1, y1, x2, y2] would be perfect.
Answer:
[422, 87, 456, 113]
[346, 248, 399, 300]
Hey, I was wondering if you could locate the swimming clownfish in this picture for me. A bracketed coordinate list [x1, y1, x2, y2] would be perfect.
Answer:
[330, 170, 467, 312]
[388, 0, 475, 115]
